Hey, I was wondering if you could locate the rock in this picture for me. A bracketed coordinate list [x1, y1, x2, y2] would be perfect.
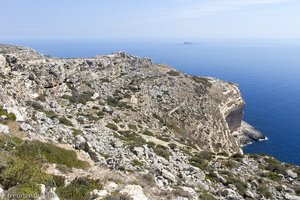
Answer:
[90, 189, 108, 199]
[3, 105, 25, 122]
[104, 181, 118, 192]
[103, 105, 113, 113]
[133, 147, 144, 157]
[120, 185, 148, 200]
[162, 169, 177, 183]
[38, 184, 60, 200]
[180, 187, 199, 200]
[0, 124, 9, 134]
[0, 115, 8, 121]
[284, 194, 300, 200]
[286, 170, 298, 179]
[0, 185, 4, 199]
[20, 123, 35, 132]
[91, 92, 100, 100]
[130, 95, 138, 104]
[74, 135, 86, 150]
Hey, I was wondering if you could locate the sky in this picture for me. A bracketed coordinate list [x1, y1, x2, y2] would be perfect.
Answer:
[0, 0, 300, 40]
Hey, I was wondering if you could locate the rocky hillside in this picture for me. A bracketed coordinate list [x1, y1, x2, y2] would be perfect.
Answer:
[0, 44, 299, 200]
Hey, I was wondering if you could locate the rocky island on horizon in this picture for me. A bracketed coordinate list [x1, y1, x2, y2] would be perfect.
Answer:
[0, 44, 299, 200]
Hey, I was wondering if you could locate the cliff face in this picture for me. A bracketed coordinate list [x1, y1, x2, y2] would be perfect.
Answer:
[1, 45, 298, 200]
[0, 44, 244, 154]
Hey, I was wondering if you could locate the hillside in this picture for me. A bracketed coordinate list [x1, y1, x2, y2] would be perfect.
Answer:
[0, 45, 299, 200]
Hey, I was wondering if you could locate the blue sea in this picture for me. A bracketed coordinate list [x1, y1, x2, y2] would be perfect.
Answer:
[2, 39, 300, 165]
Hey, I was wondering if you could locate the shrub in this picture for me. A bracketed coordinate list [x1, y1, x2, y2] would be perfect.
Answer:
[153, 145, 170, 160]
[16, 140, 89, 169]
[11, 183, 41, 199]
[265, 157, 287, 175]
[62, 91, 93, 105]
[36, 94, 47, 102]
[199, 191, 216, 200]
[56, 177, 102, 200]
[167, 70, 181, 76]
[103, 191, 133, 200]
[224, 175, 247, 197]
[257, 184, 273, 199]
[59, 117, 73, 126]
[143, 130, 154, 136]
[0, 106, 16, 121]
[168, 143, 177, 150]
[128, 124, 137, 130]
[132, 159, 143, 167]
[106, 123, 118, 131]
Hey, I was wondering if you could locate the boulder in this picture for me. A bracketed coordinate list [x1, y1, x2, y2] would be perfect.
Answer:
[162, 169, 177, 183]
[104, 181, 118, 192]
[286, 170, 298, 179]
[0, 124, 9, 134]
[133, 147, 144, 157]
[90, 189, 108, 199]
[120, 185, 148, 200]
[103, 106, 113, 113]
[284, 194, 300, 200]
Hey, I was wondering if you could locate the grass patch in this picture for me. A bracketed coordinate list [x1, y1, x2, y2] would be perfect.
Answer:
[16, 140, 89, 169]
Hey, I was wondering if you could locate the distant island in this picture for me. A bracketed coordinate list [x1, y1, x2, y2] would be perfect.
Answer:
[183, 42, 199, 45]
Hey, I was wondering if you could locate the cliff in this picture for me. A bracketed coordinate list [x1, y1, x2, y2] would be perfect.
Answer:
[0, 45, 299, 200]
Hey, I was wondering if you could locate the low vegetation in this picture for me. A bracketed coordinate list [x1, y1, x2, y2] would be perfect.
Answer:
[56, 177, 103, 200]
[0, 106, 16, 121]
[0, 135, 89, 198]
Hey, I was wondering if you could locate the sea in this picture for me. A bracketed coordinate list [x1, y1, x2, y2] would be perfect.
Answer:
[1, 39, 300, 165]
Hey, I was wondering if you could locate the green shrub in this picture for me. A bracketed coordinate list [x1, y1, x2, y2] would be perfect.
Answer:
[191, 76, 212, 88]
[167, 70, 181, 76]
[267, 172, 282, 181]
[153, 145, 170, 160]
[168, 143, 177, 150]
[265, 157, 287, 175]
[0, 106, 16, 121]
[294, 186, 300, 196]
[157, 135, 170, 142]
[128, 124, 137, 130]
[0, 157, 52, 189]
[62, 91, 93, 105]
[143, 130, 154, 136]
[56, 177, 102, 200]
[132, 159, 143, 167]
[224, 175, 247, 197]
[257, 184, 273, 199]
[190, 151, 213, 165]
[106, 123, 118, 131]
[16, 140, 89, 169]
[36, 94, 47, 102]
[199, 191, 216, 200]
[59, 117, 73, 126]
[103, 191, 133, 200]
[11, 183, 41, 199]
[72, 128, 83, 136]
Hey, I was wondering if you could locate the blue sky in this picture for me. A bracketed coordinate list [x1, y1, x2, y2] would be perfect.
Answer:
[0, 0, 300, 40]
